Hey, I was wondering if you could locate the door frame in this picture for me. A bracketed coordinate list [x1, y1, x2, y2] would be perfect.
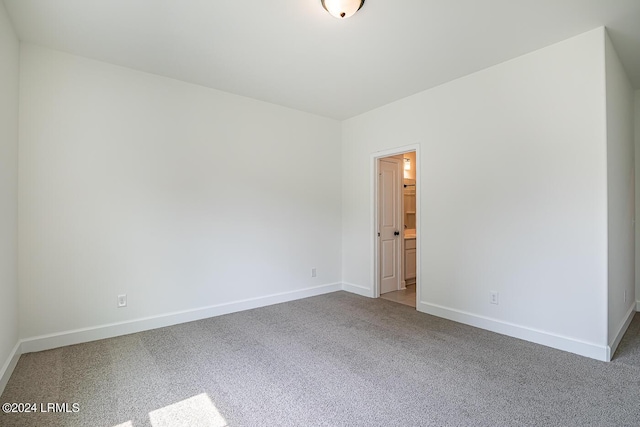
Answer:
[371, 144, 421, 304]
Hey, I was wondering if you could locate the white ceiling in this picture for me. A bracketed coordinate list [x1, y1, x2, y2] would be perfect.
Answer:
[3, 0, 640, 120]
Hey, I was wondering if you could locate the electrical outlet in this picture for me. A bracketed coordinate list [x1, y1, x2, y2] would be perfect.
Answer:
[117, 294, 127, 308]
[311, 268, 317, 278]
[490, 291, 499, 305]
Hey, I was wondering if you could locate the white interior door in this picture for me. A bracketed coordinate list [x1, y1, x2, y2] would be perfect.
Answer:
[379, 157, 402, 295]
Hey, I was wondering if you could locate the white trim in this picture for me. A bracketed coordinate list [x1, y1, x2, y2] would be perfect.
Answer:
[371, 144, 420, 302]
[371, 152, 379, 297]
[608, 303, 637, 360]
[417, 300, 609, 362]
[0, 342, 22, 396]
[636, 300, 640, 312]
[342, 282, 374, 298]
[21, 283, 342, 354]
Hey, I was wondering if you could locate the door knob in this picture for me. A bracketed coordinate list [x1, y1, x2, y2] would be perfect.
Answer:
[394, 231, 400, 236]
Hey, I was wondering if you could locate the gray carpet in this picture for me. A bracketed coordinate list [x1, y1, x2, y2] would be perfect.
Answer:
[1, 291, 640, 427]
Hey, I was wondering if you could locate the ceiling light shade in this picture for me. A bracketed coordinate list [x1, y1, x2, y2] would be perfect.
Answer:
[321, 0, 365, 19]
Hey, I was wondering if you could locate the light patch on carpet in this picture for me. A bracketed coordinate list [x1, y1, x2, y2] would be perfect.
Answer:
[148, 393, 227, 427]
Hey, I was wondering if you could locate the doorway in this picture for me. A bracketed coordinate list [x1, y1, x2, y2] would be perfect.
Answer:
[374, 147, 419, 308]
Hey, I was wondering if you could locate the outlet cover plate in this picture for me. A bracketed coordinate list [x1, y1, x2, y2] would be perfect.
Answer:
[490, 291, 499, 305]
[117, 294, 127, 308]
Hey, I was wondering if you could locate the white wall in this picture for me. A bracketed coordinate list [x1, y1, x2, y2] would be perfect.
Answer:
[18, 45, 342, 341]
[0, 2, 19, 392]
[605, 31, 635, 350]
[636, 89, 640, 311]
[342, 28, 609, 358]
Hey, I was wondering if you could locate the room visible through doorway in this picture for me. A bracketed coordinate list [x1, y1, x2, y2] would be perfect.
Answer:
[376, 150, 417, 308]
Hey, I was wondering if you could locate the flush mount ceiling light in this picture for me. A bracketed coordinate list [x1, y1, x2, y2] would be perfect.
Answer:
[321, 0, 365, 19]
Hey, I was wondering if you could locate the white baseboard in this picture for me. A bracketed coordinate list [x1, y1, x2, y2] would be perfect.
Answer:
[417, 301, 609, 362]
[21, 282, 342, 354]
[637, 300, 640, 312]
[608, 304, 637, 361]
[0, 342, 22, 396]
[342, 282, 374, 298]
